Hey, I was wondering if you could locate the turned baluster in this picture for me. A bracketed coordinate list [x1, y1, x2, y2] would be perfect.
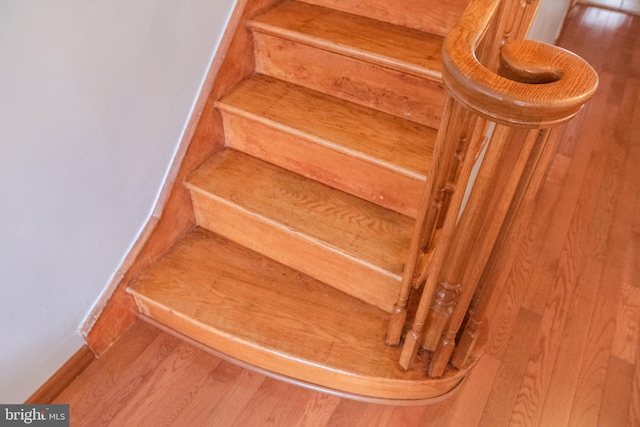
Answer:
[421, 124, 515, 353]
[506, 0, 541, 43]
[427, 126, 542, 377]
[397, 114, 489, 368]
[435, 112, 473, 231]
[451, 126, 562, 368]
[387, 98, 470, 345]
[394, 0, 597, 375]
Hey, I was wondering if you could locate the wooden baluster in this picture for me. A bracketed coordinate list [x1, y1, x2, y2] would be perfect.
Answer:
[398, 114, 489, 369]
[513, 0, 541, 41]
[419, 103, 471, 253]
[422, 281, 462, 351]
[451, 126, 562, 368]
[421, 124, 514, 352]
[476, 0, 509, 71]
[428, 127, 542, 378]
[394, 0, 597, 373]
[435, 112, 473, 230]
[476, 0, 542, 73]
[387, 97, 464, 346]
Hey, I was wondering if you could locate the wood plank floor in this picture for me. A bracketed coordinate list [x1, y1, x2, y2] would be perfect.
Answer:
[53, 5, 639, 426]
[579, 0, 640, 16]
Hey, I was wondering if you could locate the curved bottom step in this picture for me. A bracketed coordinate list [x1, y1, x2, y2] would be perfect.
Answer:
[128, 228, 482, 402]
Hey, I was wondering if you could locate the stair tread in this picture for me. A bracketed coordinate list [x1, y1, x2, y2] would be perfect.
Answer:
[217, 74, 435, 180]
[129, 228, 466, 399]
[250, 0, 444, 80]
[186, 149, 412, 277]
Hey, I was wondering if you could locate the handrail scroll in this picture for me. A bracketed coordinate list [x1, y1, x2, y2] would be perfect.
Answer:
[388, 0, 598, 378]
[444, 0, 598, 126]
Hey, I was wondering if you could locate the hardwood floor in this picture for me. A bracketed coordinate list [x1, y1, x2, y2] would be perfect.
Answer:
[52, 5, 639, 426]
[579, 0, 640, 16]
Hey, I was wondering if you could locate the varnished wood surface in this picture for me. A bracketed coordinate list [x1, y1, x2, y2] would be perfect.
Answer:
[219, 75, 435, 179]
[186, 149, 412, 311]
[128, 228, 472, 400]
[579, 0, 640, 15]
[443, 0, 598, 126]
[250, 2, 447, 128]
[251, 1, 444, 80]
[56, 6, 639, 425]
[254, 32, 447, 128]
[217, 74, 436, 217]
[296, 0, 469, 36]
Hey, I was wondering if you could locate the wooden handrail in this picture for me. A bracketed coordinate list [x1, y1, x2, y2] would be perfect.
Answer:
[443, 0, 598, 127]
[391, 0, 598, 376]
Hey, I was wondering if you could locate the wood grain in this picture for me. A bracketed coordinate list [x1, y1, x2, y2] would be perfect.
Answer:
[521, 74, 616, 315]
[55, 322, 178, 424]
[218, 75, 434, 179]
[297, 0, 469, 36]
[186, 150, 412, 311]
[217, 74, 436, 217]
[479, 309, 541, 427]
[443, 0, 598, 126]
[612, 282, 640, 364]
[630, 342, 640, 426]
[179, 365, 266, 426]
[39, 6, 639, 425]
[598, 356, 635, 426]
[253, 33, 447, 128]
[508, 118, 609, 426]
[250, 1, 444, 79]
[128, 228, 473, 400]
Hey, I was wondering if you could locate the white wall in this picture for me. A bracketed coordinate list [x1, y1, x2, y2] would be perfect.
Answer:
[0, 0, 235, 403]
[529, 0, 572, 43]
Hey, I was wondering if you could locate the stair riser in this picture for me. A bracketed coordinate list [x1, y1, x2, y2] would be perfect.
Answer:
[220, 112, 424, 218]
[253, 33, 446, 128]
[295, 0, 466, 37]
[188, 189, 400, 312]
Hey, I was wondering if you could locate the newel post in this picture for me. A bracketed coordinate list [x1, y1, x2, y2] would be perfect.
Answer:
[393, 0, 598, 376]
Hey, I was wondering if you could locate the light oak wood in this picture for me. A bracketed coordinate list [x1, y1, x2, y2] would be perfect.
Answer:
[397, 113, 489, 367]
[128, 228, 477, 400]
[217, 74, 436, 217]
[44, 7, 640, 424]
[443, 0, 598, 126]
[387, 98, 478, 345]
[249, 2, 449, 129]
[396, 0, 597, 374]
[186, 150, 412, 312]
[254, 33, 447, 128]
[251, 1, 445, 80]
[453, 126, 563, 369]
[297, 0, 469, 36]
[82, 0, 600, 406]
[428, 127, 546, 377]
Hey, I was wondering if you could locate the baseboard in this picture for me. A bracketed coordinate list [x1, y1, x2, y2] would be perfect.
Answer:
[25, 345, 96, 404]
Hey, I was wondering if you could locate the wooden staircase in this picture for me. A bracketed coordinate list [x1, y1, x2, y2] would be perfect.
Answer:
[91, 0, 598, 404]
[128, 0, 471, 402]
